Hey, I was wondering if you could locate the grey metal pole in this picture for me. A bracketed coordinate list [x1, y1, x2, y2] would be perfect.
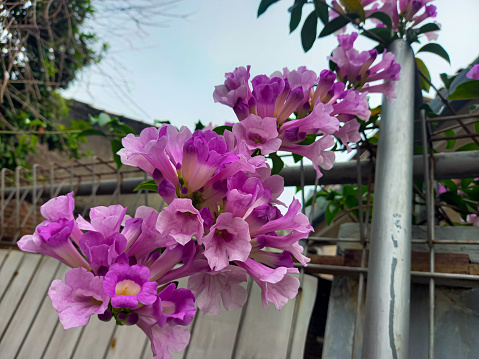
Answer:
[361, 40, 415, 359]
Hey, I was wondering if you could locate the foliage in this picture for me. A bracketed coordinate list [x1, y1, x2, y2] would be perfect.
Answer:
[0, 0, 106, 171]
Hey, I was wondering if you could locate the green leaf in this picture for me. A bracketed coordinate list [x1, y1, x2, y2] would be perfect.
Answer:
[475, 121, 479, 134]
[325, 202, 340, 225]
[313, 0, 329, 25]
[417, 43, 450, 64]
[342, 185, 358, 197]
[444, 129, 456, 149]
[292, 153, 303, 163]
[212, 125, 233, 135]
[406, 28, 419, 44]
[456, 142, 479, 152]
[290, 0, 307, 33]
[344, 195, 358, 209]
[195, 120, 205, 131]
[98, 113, 112, 127]
[258, 0, 280, 17]
[448, 80, 479, 101]
[154, 119, 171, 125]
[361, 27, 394, 44]
[111, 139, 123, 169]
[461, 178, 474, 189]
[117, 123, 135, 135]
[339, 0, 365, 22]
[440, 73, 457, 90]
[269, 153, 284, 175]
[319, 15, 352, 38]
[418, 23, 440, 35]
[77, 129, 107, 137]
[29, 119, 46, 127]
[368, 11, 392, 28]
[301, 11, 318, 52]
[134, 179, 158, 192]
[416, 58, 431, 92]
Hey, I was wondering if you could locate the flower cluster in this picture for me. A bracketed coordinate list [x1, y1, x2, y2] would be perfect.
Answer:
[20, 121, 315, 358]
[329, 32, 401, 101]
[214, 64, 371, 164]
[18, 56, 374, 357]
[377, 0, 439, 40]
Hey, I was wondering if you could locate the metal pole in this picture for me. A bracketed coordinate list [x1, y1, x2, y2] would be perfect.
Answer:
[361, 40, 415, 359]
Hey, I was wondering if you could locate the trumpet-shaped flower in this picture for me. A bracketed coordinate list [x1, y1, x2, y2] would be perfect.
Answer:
[188, 264, 248, 315]
[103, 263, 158, 309]
[48, 267, 109, 329]
[79, 231, 127, 275]
[236, 258, 299, 310]
[155, 198, 204, 245]
[18, 219, 90, 269]
[200, 212, 252, 271]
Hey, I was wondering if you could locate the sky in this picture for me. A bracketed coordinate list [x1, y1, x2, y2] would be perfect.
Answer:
[63, 0, 479, 129]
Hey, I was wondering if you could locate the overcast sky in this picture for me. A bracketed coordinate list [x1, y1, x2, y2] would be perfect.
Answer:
[62, 0, 479, 129]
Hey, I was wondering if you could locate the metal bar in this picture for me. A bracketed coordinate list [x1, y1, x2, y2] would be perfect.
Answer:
[421, 108, 436, 359]
[0, 169, 5, 240]
[361, 40, 414, 359]
[33, 164, 38, 228]
[4, 151, 479, 200]
[430, 133, 479, 142]
[425, 112, 479, 123]
[431, 119, 479, 136]
[15, 167, 21, 241]
[352, 148, 367, 359]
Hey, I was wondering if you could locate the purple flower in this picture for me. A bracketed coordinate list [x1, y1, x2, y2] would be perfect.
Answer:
[467, 65, 479, 80]
[40, 191, 75, 221]
[118, 127, 181, 189]
[329, 32, 400, 101]
[200, 212, 252, 271]
[249, 250, 294, 268]
[245, 204, 282, 234]
[137, 319, 190, 359]
[188, 264, 248, 315]
[377, 0, 439, 38]
[233, 114, 282, 156]
[257, 230, 311, 266]
[225, 171, 271, 218]
[136, 283, 196, 328]
[155, 198, 204, 245]
[331, 90, 371, 121]
[48, 267, 109, 329]
[18, 219, 90, 269]
[77, 205, 128, 238]
[333, 119, 361, 152]
[213, 66, 252, 108]
[280, 66, 318, 118]
[251, 75, 285, 118]
[103, 263, 158, 309]
[127, 207, 166, 261]
[236, 258, 300, 310]
[252, 198, 312, 236]
[149, 241, 198, 282]
[281, 135, 336, 178]
[279, 102, 340, 141]
[38, 192, 82, 244]
[79, 231, 127, 275]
